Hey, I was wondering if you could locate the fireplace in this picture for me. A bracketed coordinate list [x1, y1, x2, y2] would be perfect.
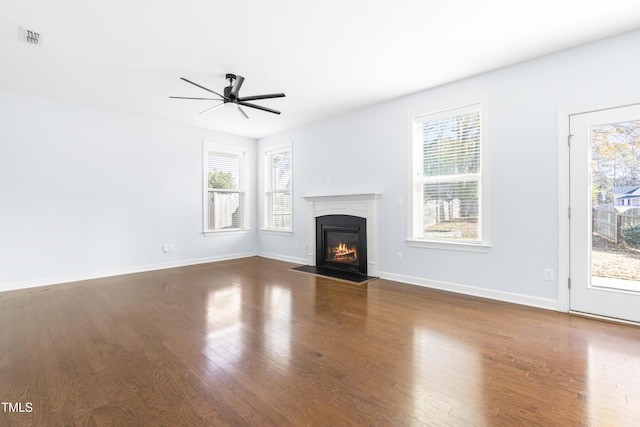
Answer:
[302, 193, 379, 278]
[316, 215, 367, 275]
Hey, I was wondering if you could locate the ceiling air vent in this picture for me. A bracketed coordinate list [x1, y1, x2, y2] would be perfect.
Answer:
[19, 26, 43, 46]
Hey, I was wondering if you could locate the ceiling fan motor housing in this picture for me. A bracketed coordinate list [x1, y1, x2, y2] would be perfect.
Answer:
[224, 74, 237, 100]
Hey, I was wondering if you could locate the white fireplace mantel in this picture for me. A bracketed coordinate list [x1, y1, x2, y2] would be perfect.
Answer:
[302, 193, 379, 277]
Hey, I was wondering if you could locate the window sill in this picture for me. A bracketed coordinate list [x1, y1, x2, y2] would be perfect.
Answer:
[406, 239, 491, 253]
[203, 228, 250, 237]
[262, 228, 293, 235]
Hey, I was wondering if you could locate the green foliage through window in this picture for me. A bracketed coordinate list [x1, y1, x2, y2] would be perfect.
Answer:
[591, 120, 640, 205]
[621, 224, 640, 248]
[208, 169, 235, 190]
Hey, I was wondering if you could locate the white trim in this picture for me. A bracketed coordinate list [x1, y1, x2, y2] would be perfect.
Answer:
[261, 141, 293, 232]
[557, 95, 640, 313]
[406, 239, 491, 253]
[557, 110, 571, 312]
[4, 253, 560, 310]
[302, 193, 380, 202]
[203, 228, 250, 236]
[258, 251, 307, 265]
[407, 97, 490, 248]
[203, 141, 248, 233]
[378, 271, 558, 311]
[0, 252, 258, 293]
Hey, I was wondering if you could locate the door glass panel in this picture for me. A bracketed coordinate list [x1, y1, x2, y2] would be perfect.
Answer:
[591, 120, 640, 292]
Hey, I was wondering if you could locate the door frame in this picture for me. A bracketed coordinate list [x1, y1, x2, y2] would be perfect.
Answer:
[558, 96, 640, 313]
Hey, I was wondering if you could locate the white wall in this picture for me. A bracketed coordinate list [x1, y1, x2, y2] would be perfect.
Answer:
[4, 29, 640, 307]
[258, 29, 640, 309]
[0, 90, 257, 291]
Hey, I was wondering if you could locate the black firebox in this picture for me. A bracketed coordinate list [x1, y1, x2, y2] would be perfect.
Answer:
[316, 215, 367, 276]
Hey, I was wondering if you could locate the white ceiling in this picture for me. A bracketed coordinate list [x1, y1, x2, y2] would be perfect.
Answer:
[3, 1, 640, 139]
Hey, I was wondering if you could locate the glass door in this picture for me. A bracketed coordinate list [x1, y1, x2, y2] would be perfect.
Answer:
[569, 104, 640, 323]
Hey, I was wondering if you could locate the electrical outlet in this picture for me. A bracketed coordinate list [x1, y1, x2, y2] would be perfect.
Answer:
[162, 244, 169, 253]
[544, 268, 554, 281]
[169, 244, 175, 252]
[396, 252, 403, 262]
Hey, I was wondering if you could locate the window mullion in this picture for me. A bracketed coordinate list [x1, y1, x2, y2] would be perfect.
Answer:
[417, 173, 480, 184]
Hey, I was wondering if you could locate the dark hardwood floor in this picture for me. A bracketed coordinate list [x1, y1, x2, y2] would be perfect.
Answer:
[1, 257, 640, 426]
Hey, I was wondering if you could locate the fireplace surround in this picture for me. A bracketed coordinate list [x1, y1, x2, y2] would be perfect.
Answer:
[316, 214, 367, 275]
[303, 193, 379, 278]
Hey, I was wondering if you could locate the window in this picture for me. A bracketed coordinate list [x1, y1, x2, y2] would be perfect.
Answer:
[263, 143, 292, 231]
[203, 142, 246, 233]
[409, 102, 488, 250]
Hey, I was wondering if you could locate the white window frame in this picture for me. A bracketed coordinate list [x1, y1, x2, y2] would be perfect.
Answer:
[407, 100, 490, 253]
[262, 142, 293, 233]
[203, 141, 248, 235]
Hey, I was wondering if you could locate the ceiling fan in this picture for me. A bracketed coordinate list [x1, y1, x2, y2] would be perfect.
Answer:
[170, 73, 285, 119]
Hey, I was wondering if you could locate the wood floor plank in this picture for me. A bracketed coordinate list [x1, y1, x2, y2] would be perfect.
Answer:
[1, 256, 640, 425]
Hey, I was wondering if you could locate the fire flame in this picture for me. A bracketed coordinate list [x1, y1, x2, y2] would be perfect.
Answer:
[330, 243, 357, 262]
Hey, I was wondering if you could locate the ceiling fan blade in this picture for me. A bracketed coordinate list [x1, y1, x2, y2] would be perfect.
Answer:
[198, 102, 225, 115]
[169, 96, 223, 101]
[238, 93, 286, 102]
[238, 101, 281, 115]
[230, 75, 245, 100]
[180, 77, 226, 99]
[237, 106, 249, 119]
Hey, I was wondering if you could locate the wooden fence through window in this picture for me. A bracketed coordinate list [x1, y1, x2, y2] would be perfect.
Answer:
[593, 205, 640, 244]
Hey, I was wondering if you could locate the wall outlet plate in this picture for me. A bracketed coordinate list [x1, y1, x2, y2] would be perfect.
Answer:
[544, 268, 554, 281]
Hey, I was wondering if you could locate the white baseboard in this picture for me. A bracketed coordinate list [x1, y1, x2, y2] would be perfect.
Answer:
[2, 255, 559, 313]
[378, 271, 559, 311]
[257, 251, 307, 265]
[0, 252, 257, 293]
